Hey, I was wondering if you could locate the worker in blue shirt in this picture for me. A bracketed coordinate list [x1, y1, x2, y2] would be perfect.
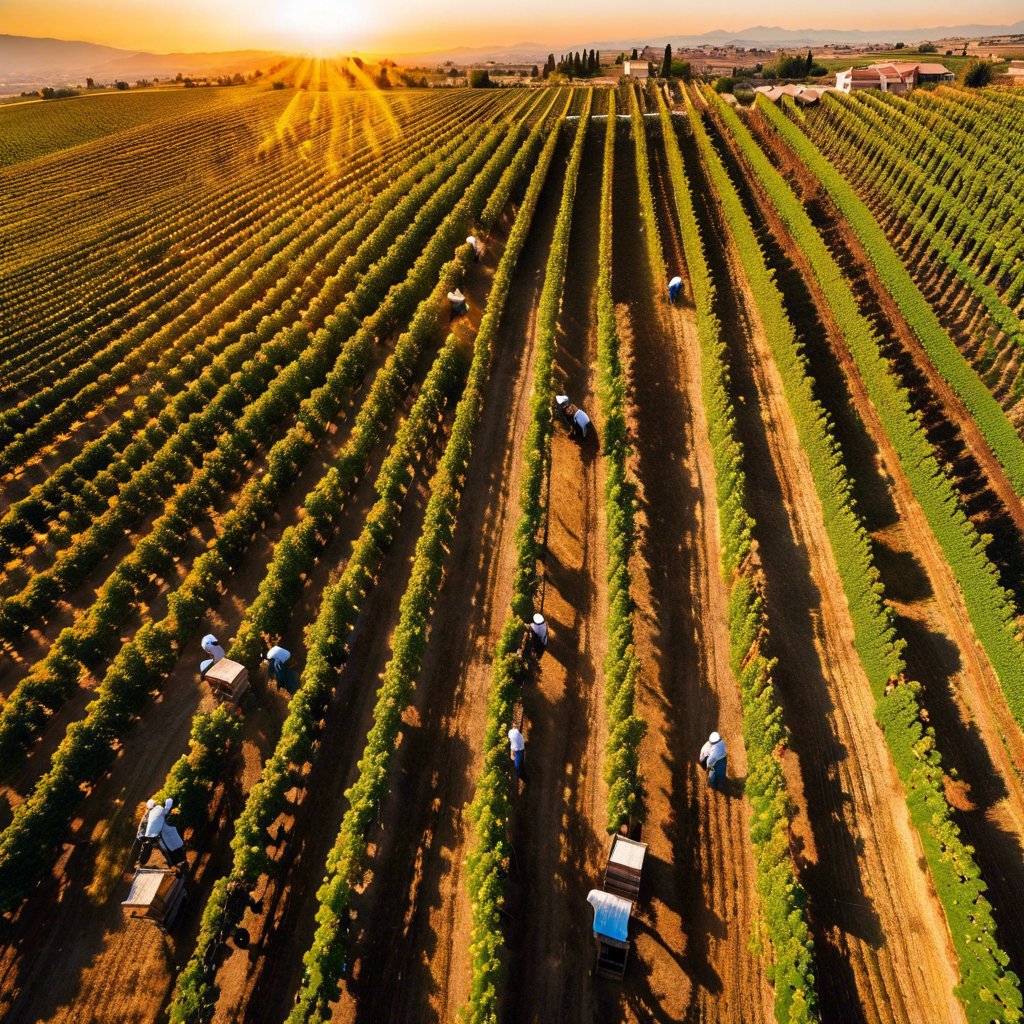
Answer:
[668, 275, 683, 305]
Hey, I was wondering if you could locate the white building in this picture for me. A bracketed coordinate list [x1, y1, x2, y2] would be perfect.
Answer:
[623, 60, 649, 79]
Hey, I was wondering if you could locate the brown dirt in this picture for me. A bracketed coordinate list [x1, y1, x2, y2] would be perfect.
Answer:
[690, 112, 966, 1024]
[500, 123, 610, 1024]
[612, 121, 771, 1023]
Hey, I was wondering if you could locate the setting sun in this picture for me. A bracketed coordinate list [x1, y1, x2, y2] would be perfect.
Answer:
[269, 0, 372, 55]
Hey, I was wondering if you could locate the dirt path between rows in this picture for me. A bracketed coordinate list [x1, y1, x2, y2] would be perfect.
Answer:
[500, 123, 611, 1024]
[690, 112, 966, 1024]
[609, 119, 770, 1023]
[332, 136, 572, 1024]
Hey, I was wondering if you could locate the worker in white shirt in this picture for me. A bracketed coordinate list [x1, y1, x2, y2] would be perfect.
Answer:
[266, 643, 295, 693]
[529, 612, 548, 656]
[466, 235, 480, 261]
[138, 797, 186, 867]
[447, 287, 468, 319]
[699, 731, 727, 791]
[508, 725, 526, 781]
[668, 275, 683, 305]
[200, 633, 224, 678]
[572, 406, 591, 439]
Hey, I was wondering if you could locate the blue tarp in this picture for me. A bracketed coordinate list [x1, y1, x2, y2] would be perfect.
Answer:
[587, 889, 632, 942]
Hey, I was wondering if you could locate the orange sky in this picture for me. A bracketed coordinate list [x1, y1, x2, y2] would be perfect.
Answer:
[3, 0, 1022, 53]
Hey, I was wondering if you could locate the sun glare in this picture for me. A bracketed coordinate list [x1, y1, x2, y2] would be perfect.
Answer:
[271, 0, 370, 56]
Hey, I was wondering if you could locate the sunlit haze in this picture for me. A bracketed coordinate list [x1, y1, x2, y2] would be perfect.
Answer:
[4, 0, 1023, 53]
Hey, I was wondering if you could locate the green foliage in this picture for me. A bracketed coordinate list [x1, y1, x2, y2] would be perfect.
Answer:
[600, 90, 646, 833]
[658, 86, 818, 1023]
[469, 70, 494, 88]
[164, 99, 556, 1024]
[961, 59, 995, 87]
[713, 86, 1022, 1023]
[0, 110, 527, 919]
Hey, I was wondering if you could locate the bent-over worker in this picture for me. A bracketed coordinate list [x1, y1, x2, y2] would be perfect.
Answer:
[572, 407, 591, 439]
[139, 797, 186, 867]
[699, 731, 727, 791]
[447, 287, 468, 319]
[200, 633, 224, 678]
[668, 275, 683, 305]
[530, 612, 548, 655]
[467, 235, 480, 260]
[508, 725, 526, 781]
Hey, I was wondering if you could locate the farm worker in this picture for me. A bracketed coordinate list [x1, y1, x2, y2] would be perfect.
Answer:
[572, 407, 591, 439]
[158, 803, 186, 868]
[508, 726, 526, 781]
[555, 395, 571, 419]
[699, 731, 727, 792]
[530, 612, 548, 655]
[447, 288, 468, 319]
[266, 644, 291, 682]
[467, 235, 480, 260]
[200, 633, 224, 678]
[668, 275, 683, 305]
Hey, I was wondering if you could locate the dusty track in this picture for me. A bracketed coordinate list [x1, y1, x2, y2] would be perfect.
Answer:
[332, 136, 572, 1024]
[688, 112, 965, 1024]
[500, 123, 611, 1024]
[613, 120, 770, 1023]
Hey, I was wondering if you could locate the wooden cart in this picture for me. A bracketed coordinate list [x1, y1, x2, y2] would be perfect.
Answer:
[122, 868, 186, 933]
[204, 658, 249, 703]
[603, 834, 647, 901]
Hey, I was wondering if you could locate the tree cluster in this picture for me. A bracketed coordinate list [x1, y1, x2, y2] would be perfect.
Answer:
[543, 49, 601, 79]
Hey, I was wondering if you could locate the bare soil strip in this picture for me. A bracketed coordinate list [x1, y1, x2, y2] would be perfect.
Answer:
[333, 137, 572, 1024]
[689, 115, 965, 1024]
[613, 120, 771, 1023]
[500, 123, 611, 1024]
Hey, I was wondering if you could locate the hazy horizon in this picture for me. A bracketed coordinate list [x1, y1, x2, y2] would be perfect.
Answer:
[4, 0, 1023, 55]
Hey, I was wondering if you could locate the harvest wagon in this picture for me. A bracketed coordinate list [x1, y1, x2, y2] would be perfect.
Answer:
[122, 867, 186, 933]
[587, 835, 647, 979]
[204, 658, 249, 703]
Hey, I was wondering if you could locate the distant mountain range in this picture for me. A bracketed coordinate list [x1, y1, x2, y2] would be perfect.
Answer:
[3, 18, 1022, 90]
[0, 35, 282, 92]
[383, 20, 1024, 64]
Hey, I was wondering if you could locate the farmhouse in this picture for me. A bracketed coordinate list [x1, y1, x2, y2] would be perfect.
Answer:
[622, 59, 648, 79]
[835, 61, 954, 93]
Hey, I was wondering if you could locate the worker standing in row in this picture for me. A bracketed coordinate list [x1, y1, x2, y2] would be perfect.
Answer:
[699, 730, 727, 792]
[555, 394, 591, 440]
[508, 725, 526, 782]
[668, 275, 683, 305]
[467, 235, 480, 261]
[530, 612, 548, 657]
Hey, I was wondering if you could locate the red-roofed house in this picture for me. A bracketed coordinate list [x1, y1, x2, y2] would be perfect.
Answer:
[836, 61, 953, 93]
